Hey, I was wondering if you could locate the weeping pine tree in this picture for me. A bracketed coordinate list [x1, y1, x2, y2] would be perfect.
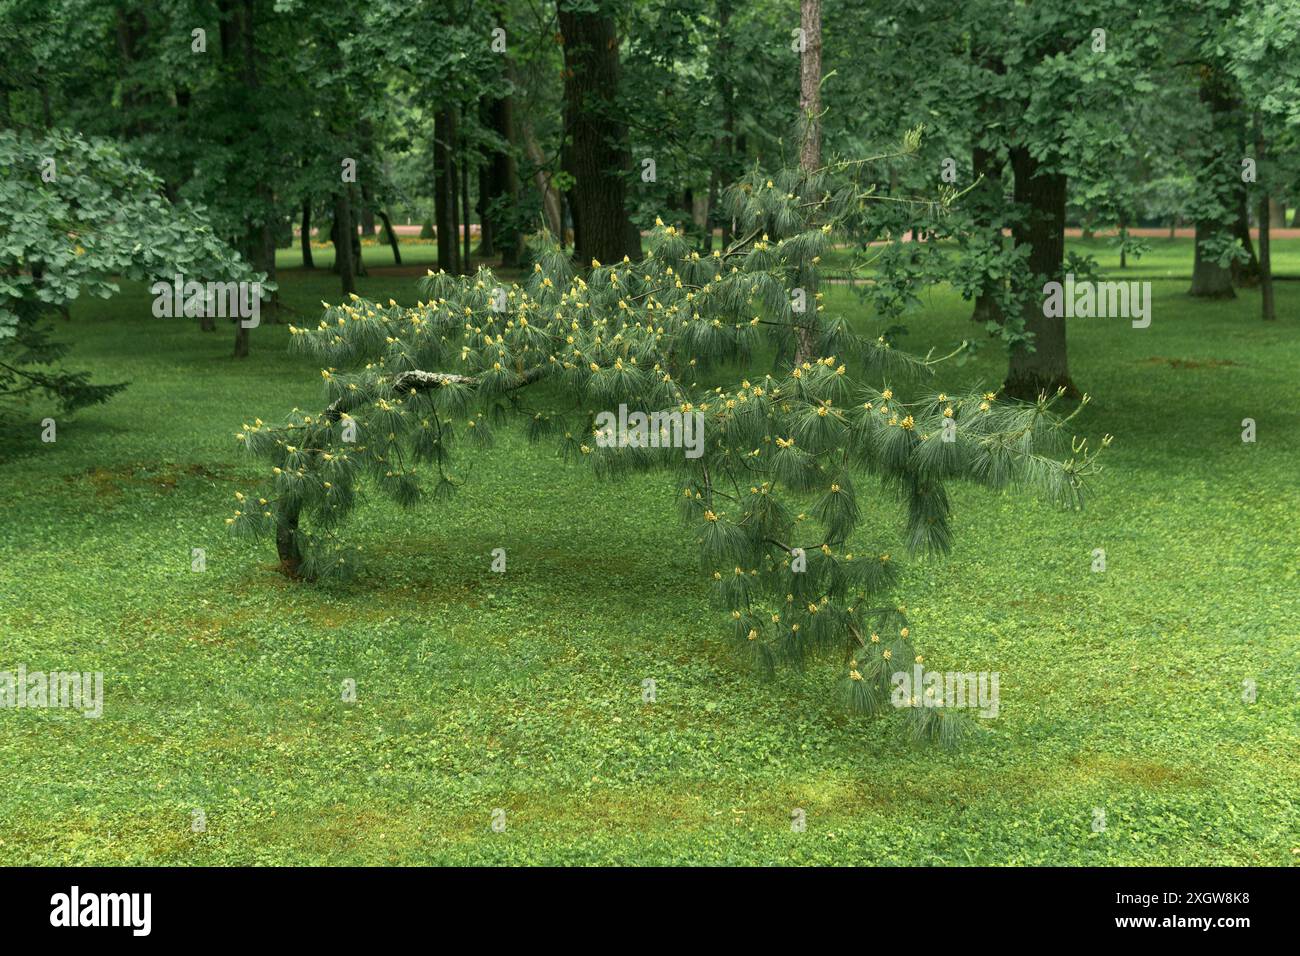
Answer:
[229, 145, 1106, 745]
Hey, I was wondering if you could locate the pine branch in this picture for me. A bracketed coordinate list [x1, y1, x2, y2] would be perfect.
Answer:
[322, 365, 548, 422]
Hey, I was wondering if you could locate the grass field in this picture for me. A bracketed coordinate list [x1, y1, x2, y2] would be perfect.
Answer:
[1, 237, 1296, 864]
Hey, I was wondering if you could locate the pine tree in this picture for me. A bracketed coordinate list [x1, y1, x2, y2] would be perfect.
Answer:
[230, 147, 1106, 745]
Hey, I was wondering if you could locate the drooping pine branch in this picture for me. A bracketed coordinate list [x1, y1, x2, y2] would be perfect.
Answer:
[228, 152, 1106, 744]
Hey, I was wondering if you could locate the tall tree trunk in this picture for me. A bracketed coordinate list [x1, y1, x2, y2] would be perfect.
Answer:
[434, 109, 459, 273]
[624, 212, 642, 259]
[557, 6, 638, 264]
[360, 182, 377, 237]
[1004, 147, 1076, 400]
[334, 188, 357, 297]
[1256, 121, 1275, 322]
[258, 209, 278, 321]
[1258, 191, 1275, 321]
[378, 210, 402, 265]
[1190, 66, 1242, 298]
[970, 142, 1004, 324]
[707, 0, 733, 253]
[477, 161, 495, 259]
[301, 198, 315, 268]
[114, 9, 148, 138]
[1190, 220, 1234, 297]
[497, 89, 523, 266]
[357, 119, 378, 238]
[474, 99, 495, 259]
[480, 89, 524, 265]
[793, 0, 822, 365]
[461, 114, 472, 273]
[350, 183, 367, 277]
[797, 0, 822, 172]
[233, 0, 271, 357]
[1224, 71, 1259, 286]
[450, 117, 462, 273]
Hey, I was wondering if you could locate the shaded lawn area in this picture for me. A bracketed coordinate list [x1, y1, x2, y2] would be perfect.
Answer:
[0, 243, 1296, 864]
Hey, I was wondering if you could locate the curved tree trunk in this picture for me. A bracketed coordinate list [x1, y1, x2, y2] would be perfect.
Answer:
[378, 210, 402, 265]
[270, 366, 547, 579]
[1231, 185, 1259, 286]
[276, 509, 302, 577]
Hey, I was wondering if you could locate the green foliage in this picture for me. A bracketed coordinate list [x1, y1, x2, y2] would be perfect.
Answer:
[232, 158, 1105, 741]
[0, 129, 263, 413]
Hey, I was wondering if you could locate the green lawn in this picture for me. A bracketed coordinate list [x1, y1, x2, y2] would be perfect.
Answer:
[0, 238, 1296, 864]
[825, 235, 1300, 280]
